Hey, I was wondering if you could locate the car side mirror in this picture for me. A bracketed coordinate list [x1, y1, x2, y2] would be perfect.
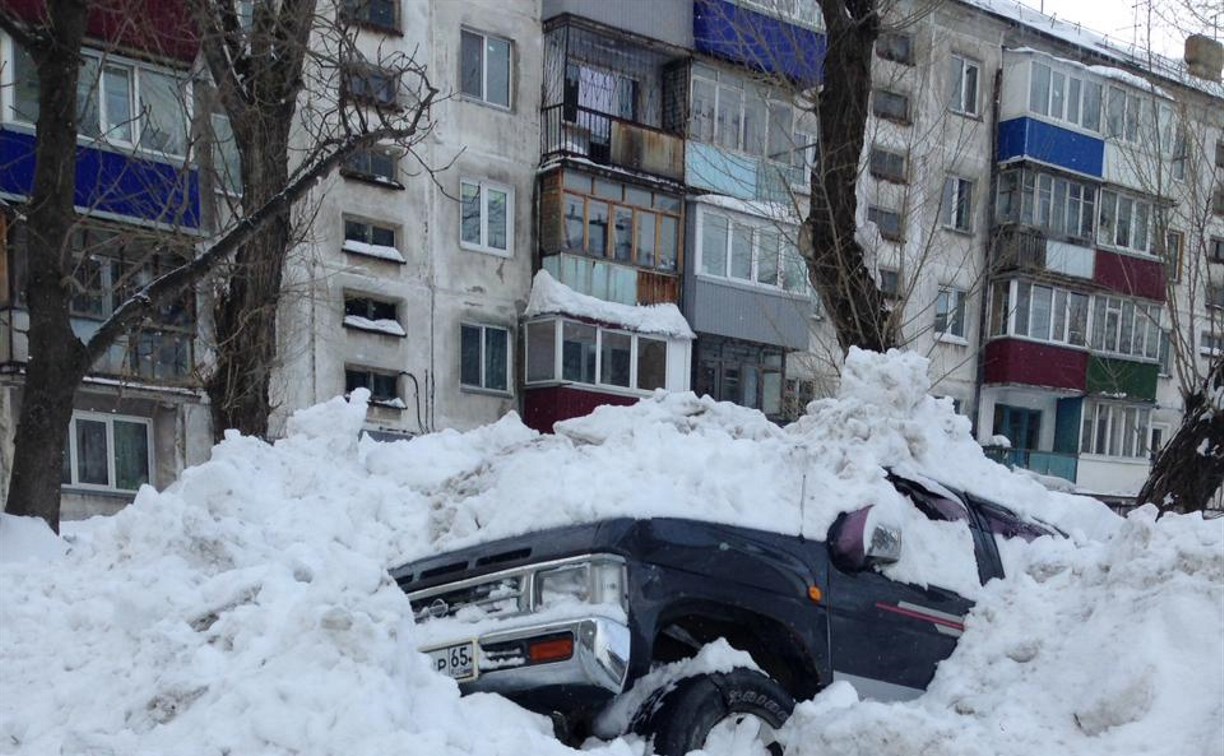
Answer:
[830, 506, 902, 572]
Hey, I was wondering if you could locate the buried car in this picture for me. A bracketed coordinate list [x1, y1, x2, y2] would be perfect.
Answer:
[390, 474, 1058, 755]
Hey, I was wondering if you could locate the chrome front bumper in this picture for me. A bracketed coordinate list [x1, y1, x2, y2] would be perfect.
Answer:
[425, 615, 631, 696]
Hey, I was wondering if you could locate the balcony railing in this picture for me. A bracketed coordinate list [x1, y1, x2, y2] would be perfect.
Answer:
[541, 104, 684, 182]
[992, 226, 1046, 270]
[983, 445, 1078, 483]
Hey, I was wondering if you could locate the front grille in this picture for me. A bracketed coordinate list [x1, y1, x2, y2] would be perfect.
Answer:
[410, 575, 526, 622]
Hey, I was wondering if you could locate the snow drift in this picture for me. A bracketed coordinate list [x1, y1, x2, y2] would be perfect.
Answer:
[1, 349, 1219, 756]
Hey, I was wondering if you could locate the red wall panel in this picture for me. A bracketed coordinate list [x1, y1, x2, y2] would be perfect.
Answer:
[522, 385, 639, 434]
[1094, 249, 1166, 302]
[983, 339, 1088, 391]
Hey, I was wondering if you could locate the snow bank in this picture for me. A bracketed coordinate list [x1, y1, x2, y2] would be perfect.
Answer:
[780, 507, 1224, 756]
[0, 350, 1217, 756]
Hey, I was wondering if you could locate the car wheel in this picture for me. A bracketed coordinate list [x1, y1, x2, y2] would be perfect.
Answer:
[634, 669, 795, 756]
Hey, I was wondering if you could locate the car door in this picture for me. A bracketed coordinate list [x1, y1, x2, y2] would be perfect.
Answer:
[823, 479, 979, 700]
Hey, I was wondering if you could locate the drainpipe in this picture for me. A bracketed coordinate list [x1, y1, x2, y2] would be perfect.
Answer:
[972, 57, 1005, 443]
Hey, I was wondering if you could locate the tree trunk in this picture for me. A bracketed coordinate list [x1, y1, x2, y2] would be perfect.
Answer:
[1138, 354, 1224, 514]
[204, 114, 294, 441]
[4, 0, 90, 533]
[805, 0, 897, 355]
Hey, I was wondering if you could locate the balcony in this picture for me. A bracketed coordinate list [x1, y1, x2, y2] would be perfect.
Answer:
[541, 104, 684, 182]
[992, 226, 1094, 279]
[983, 445, 1079, 483]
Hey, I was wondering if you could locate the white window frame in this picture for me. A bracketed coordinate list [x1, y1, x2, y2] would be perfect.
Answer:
[695, 207, 808, 293]
[690, 66, 808, 164]
[949, 55, 981, 117]
[523, 317, 671, 394]
[1097, 189, 1155, 255]
[460, 28, 513, 109]
[997, 280, 1091, 348]
[1079, 400, 1151, 459]
[1089, 295, 1162, 361]
[62, 411, 153, 493]
[942, 175, 974, 232]
[460, 322, 512, 394]
[1028, 60, 1103, 133]
[3, 37, 192, 159]
[1105, 86, 1145, 143]
[459, 178, 515, 257]
[934, 286, 968, 341]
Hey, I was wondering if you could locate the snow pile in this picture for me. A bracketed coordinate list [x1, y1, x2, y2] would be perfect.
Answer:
[0, 350, 1218, 756]
[780, 507, 1224, 756]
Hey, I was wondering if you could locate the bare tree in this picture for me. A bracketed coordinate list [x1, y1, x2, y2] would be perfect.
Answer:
[0, 0, 438, 531]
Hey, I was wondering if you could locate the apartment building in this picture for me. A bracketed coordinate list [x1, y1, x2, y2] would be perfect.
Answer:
[1, 0, 1218, 517]
[0, 3, 211, 519]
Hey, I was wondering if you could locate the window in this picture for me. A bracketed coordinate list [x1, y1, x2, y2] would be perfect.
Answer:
[1080, 401, 1151, 458]
[460, 29, 512, 108]
[935, 287, 967, 339]
[1212, 237, 1224, 263]
[1097, 190, 1154, 254]
[342, 218, 402, 261]
[1208, 284, 1224, 310]
[460, 178, 513, 256]
[872, 89, 909, 123]
[12, 47, 191, 156]
[995, 168, 1096, 241]
[1090, 295, 1162, 359]
[1202, 331, 1223, 356]
[560, 173, 680, 272]
[878, 267, 901, 299]
[1163, 230, 1183, 282]
[209, 114, 241, 195]
[1213, 185, 1224, 217]
[1158, 330, 1172, 376]
[876, 32, 913, 64]
[460, 323, 510, 392]
[341, 0, 397, 31]
[525, 318, 674, 392]
[1215, 139, 1224, 168]
[343, 294, 403, 336]
[868, 206, 903, 242]
[869, 147, 906, 183]
[697, 209, 807, 292]
[345, 366, 400, 405]
[688, 66, 807, 162]
[1105, 86, 1144, 143]
[61, 412, 151, 493]
[994, 280, 1089, 347]
[343, 147, 400, 186]
[1028, 61, 1102, 132]
[696, 337, 784, 416]
[1171, 126, 1188, 181]
[949, 55, 980, 116]
[942, 176, 973, 232]
[344, 64, 399, 108]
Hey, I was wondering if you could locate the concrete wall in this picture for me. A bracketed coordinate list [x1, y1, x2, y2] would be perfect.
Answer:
[271, 0, 543, 437]
[542, 0, 693, 49]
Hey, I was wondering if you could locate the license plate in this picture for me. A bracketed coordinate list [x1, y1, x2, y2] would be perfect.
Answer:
[427, 642, 477, 681]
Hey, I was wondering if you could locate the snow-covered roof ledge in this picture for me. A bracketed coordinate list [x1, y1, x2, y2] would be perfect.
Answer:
[525, 270, 696, 340]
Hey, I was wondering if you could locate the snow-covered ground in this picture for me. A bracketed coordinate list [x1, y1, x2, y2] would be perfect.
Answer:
[1, 349, 1220, 756]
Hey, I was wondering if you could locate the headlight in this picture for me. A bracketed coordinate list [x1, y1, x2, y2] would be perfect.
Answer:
[534, 557, 626, 611]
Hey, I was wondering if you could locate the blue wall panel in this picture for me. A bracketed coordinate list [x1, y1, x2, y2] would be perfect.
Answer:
[693, 0, 825, 85]
[997, 117, 1104, 178]
[686, 142, 758, 200]
[0, 129, 201, 229]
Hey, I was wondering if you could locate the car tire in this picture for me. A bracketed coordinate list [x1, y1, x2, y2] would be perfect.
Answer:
[634, 669, 795, 756]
